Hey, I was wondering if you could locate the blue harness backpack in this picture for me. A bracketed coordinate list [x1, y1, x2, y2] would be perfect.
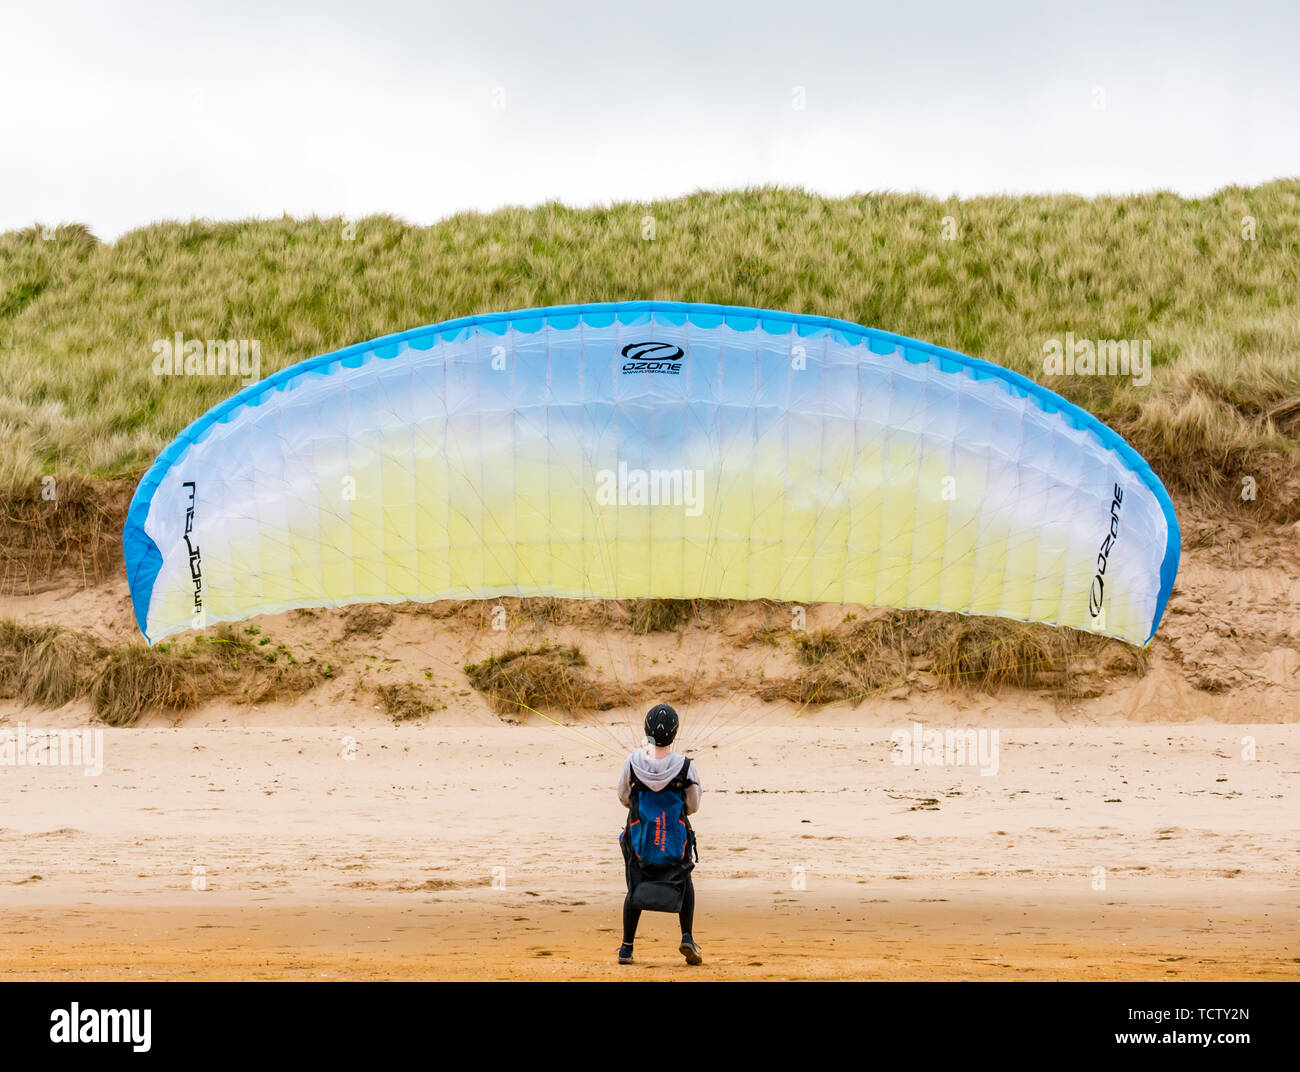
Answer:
[619, 756, 699, 913]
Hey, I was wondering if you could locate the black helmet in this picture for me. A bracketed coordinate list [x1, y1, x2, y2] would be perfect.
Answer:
[644, 703, 679, 746]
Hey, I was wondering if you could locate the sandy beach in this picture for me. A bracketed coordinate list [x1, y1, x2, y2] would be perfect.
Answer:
[1, 721, 1295, 980]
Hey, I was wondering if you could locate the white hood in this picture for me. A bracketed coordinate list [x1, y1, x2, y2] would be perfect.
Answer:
[628, 748, 686, 791]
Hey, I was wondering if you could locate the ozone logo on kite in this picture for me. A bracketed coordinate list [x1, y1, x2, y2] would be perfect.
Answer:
[620, 341, 685, 374]
[1088, 482, 1124, 619]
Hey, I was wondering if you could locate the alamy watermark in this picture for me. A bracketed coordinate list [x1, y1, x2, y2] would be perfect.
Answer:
[50, 1003, 150, 1052]
[1042, 333, 1150, 387]
[890, 721, 999, 776]
[595, 462, 707, 517]
[0, 723, 103, 776]
[152, 332, 261, 385]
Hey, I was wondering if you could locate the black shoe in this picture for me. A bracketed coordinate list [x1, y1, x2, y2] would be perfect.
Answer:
[617, 943, 634, 964]
[679, 935, 702, 965]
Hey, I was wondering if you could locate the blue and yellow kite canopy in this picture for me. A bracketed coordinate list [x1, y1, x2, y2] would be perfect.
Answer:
[124, 302, 1180, 647]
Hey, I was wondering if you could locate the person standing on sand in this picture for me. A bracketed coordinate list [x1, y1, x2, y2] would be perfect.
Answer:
[616, 703, 703, 966]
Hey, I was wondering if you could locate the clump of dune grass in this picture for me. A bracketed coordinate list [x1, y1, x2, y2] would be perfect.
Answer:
[17, 628, 107, 707]
[628, 598, 696, 634]
[759, 661, 860, 706]
[1121, 370, 1300, 523]
[88, 644, 226, 727]
[88, 630, 326, 724]
[1268, 396, 1300, 439]
[760, 609, 1143, 705]
[464, 644, 630, 715]
[927, 617, 1084, 692]
[240, 660, 326, 704]
[1, 618, 325, 723]
[804, 612, 918, 689]
[341, 604, 396, 638]
[738, 622, 787, 647]
[0, 475, 133, 596]
[760, 612, 914, 705]
[0, 620, 106, 705]
[0, 620, 57, 698]
[514, 597, 568, 626]
[195, 626, 324, 703]
[431, 596, 617, 631]
[193, 625, 261, 665]
[375, 681, 440, 721]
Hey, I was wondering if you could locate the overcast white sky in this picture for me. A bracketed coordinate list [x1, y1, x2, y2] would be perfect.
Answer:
[3, 0, 1298, 239]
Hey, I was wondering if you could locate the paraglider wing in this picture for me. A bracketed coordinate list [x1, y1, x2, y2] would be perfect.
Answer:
[124, 302, 1180, 646]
